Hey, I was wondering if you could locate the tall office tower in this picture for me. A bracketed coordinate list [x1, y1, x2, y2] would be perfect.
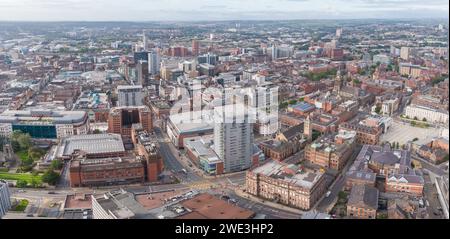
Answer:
[148, 51, 160, 75]
[117, 85, 143, 107]
[142, 30, 147, 51]
[134, 51, 149, 62]
[0, 180, 11, 219]
[136, 60, 149, 87]
[400, 47, 410, 60]
[271, 45, 294, 60]
[214, 104, 254, 173]
[336, 28, 343, 38]
[198, 53, 217, 65]
[390, 46, 400, 57]
[192, 40, 200, 56]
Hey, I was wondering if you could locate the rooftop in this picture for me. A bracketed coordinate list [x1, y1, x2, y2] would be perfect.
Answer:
[56, 134, 125, 158]
[0, 109, 87, 125]
[347, 184, 379, 210]
[63, 194, 92, 210]
[251, 160, 324, 189]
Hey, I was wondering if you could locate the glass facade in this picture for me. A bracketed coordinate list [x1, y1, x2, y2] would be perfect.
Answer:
[200, 158, 217, 175]
[12, 124, 57, 139]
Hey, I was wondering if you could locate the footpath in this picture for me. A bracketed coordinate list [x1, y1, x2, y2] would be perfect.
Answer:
[234, 188, 305, 215]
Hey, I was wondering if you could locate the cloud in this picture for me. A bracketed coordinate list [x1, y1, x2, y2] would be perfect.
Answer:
[0, 0, 448, 21]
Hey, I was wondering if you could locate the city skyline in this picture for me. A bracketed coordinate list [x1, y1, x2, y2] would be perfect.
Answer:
[0, 0, 448, 21]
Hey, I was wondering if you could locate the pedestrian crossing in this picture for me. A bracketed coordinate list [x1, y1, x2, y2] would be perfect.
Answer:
[186, 181, 219, 190]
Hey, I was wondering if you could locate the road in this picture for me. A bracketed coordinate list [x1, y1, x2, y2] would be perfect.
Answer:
[154, 127, 201, 183]
[7, 125, 300, 219]
[315, 145, 362, 213]
[56, 161, 70, 189]
[412, 154, 446, 177]
[227, 190, 300, 219]
[422, 173, 444, 219]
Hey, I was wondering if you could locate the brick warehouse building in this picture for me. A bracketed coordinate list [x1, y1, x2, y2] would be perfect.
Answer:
[68, 131, 163, 187]
[69, 156, 146, 187]
[108, 106, 153, 138]
[132, 125, 164, 182]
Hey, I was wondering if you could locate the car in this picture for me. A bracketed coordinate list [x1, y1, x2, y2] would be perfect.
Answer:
[17, 190, 26, 193]
[325, 191, 331, 197]
[26, 214, 34, 217]
[230, 199, 237, 204]
[48, 191, 56, 194]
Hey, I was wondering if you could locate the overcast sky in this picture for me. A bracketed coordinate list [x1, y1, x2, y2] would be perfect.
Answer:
[0, 0, 448, 21]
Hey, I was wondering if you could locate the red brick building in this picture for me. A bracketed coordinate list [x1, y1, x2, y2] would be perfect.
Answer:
[69, 156, 145, 187]
[108, 106, 153, 138]
[347, 185, 379, 219]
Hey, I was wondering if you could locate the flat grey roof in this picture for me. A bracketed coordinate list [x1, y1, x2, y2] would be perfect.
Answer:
[56, 134, 125, 157]
[0, 110, 87, 124]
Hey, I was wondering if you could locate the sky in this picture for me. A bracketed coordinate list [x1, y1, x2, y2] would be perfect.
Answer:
[0, 0, 448, 21]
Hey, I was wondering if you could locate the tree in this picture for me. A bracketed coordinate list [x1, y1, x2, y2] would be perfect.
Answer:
[279, 102, 289, 109]
[374, 105, 382, 114]
[16, 180, 28, 188]
[422, 118, 427, 122]
[413, 116, 418, 121]
[42, 170, 60, 185]
[11, 131, 32, 151]
[50, 160, 63, 170]
[93, 129, 102, 134]
[288, 99, 298, 105]
[30, 178, 41, 188]
[28, 147, 45, 161]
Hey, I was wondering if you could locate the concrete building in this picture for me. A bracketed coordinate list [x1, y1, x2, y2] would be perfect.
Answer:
[136, 60, 149, 87]
[117, 85, 143, 107]
[271, 45, 294, 60]
[400, 47, 410, 60]
[184, 136, 224, 175]
[198, 53, 218, 66]
[405, 104, 449, 124]
[91, 189, 155, 219]
[246, 160, 327, 210]
[373, 54, 391, 65]
[0, 110, 89, 139]
[148, 51, 160, 75]
[56, 133, 126, 160]
[166, 110, 214, 149]
[73, 91, 110, 122]
[399, 63, 425, 78]
[214, 104, 254, 173]
[0, 180, 11, 219]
